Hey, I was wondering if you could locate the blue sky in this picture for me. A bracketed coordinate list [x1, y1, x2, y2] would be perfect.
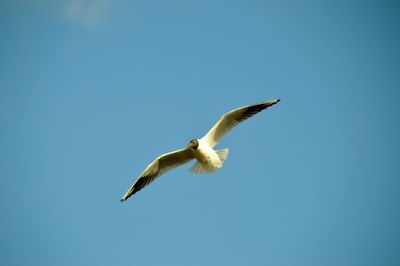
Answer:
[1, 1, 399, 265]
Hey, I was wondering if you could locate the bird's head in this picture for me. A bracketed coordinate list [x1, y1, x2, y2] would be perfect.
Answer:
[188, 139, 199, 150]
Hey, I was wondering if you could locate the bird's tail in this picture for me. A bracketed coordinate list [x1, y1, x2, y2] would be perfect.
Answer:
[216, 148, 229, 162]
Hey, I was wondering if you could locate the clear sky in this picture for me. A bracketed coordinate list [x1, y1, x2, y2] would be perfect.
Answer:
[1, 1, 399, 265]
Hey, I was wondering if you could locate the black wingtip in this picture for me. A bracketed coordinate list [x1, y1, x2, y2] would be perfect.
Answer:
[276, 99, 280, 103]
[120, 198, 125, 203]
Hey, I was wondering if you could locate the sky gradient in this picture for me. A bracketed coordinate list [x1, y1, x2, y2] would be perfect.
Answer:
[1, 1, 400, 265]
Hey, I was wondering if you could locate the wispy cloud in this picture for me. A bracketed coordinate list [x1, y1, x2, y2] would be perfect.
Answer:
[63, 0, 114, 28]
[2, 0, 115, 28]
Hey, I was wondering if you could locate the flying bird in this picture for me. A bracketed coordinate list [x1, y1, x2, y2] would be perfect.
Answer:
[120, 99, 280, 202]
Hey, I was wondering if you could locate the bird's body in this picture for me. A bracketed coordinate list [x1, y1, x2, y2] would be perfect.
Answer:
[120, 99, 280, 202]
[191, 138, 223, 172]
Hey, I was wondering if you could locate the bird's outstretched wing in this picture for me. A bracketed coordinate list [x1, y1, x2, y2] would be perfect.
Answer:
[120, 149, 194, 201]
[201, 99, 280, 147]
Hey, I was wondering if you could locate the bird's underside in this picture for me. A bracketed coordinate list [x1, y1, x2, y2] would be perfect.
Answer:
[120, 99, 280, 202]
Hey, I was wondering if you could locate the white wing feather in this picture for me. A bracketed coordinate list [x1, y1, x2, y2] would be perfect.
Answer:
[201, 99, 280, 147]
[121, 148, 194, 201]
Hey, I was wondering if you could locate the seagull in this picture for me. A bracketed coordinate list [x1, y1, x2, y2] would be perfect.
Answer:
[120, 99, 280, 202]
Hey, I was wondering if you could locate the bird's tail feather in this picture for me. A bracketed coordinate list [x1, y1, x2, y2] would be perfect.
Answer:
[216, 148, 229, 162]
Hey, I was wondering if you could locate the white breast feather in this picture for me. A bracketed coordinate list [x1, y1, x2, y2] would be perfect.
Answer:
[190, 139, 226, 173]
